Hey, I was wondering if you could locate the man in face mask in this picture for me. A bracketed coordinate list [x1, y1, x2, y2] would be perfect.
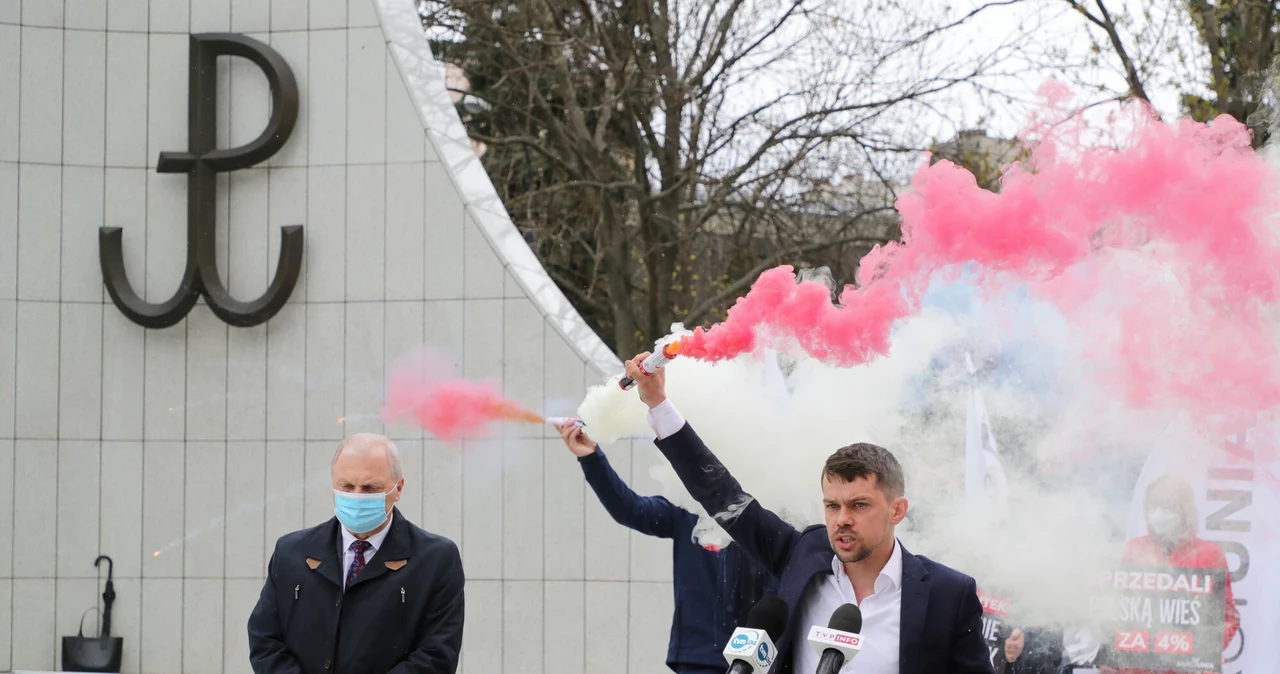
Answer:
[1105, 474, 1239, 674]
[248, 433, 465, 674]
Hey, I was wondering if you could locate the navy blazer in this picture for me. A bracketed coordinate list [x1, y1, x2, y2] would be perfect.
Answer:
[579, 446, 777, 671]
[654, 422, 994, 674]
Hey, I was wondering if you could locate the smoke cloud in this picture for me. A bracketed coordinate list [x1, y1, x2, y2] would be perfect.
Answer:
[575, 88, 1280, 627]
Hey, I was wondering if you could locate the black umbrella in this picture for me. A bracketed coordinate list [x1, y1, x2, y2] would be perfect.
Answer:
[94, 555, 116, 637]
[62, 555, 123, 672]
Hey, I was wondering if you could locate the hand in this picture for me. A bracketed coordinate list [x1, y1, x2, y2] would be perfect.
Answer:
[1004, 628, 1024, 663]
[626, 351, 667, 409]
[559, 421, 597, 458]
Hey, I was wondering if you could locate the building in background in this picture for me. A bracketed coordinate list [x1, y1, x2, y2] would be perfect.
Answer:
[931, 128, 1028, 191]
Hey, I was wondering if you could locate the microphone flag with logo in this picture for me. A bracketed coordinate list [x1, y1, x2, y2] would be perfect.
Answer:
[723, 595, 789, 674]
[808, 603, 864, 674]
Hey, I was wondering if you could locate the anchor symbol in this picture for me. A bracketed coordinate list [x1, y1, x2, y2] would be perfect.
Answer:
[99, 33, 304, 329]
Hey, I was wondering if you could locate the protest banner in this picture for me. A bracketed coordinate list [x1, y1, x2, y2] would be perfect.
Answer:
[1089, 565, 1227, 672]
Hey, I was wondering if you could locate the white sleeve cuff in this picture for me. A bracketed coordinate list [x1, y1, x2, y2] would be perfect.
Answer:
[647, 399, 686, 440]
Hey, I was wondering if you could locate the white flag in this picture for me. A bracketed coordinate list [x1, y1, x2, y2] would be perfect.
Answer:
[964, 352, 1008, 514]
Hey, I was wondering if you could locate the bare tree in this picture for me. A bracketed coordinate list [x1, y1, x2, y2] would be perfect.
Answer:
[1063, 0, 1155, 105]
[422, 0, 1024, 354]
[1056, 0, 1280, 146]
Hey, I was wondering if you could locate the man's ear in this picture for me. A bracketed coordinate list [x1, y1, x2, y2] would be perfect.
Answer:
[891, 496, 909, 525]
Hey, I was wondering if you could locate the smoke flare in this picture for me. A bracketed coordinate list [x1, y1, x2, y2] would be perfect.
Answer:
[381, 348, 544, 441]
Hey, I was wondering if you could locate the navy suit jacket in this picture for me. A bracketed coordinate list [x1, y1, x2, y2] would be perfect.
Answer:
[578, 446, 776, 671]
[654, 421, 994, 674]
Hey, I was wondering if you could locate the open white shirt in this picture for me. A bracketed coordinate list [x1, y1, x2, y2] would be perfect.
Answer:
[340, 520, 391, 590]
[646, 398, 903, 673]
[794, 540, 902, 673]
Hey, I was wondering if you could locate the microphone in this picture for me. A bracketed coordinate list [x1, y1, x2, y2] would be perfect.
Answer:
[807, 603, 863, 674]
[723, 595, 789, 674]
[618, 340, 680, 390]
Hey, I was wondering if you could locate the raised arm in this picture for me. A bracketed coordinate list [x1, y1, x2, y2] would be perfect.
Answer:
[578, 445, 685, 538]
[626, 352, 802, 576]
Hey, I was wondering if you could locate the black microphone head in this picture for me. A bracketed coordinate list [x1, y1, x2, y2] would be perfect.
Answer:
[828, 603, 863, 634]
[746, 595, 789, 643]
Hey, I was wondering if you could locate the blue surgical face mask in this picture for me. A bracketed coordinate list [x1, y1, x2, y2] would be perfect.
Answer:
[333, 489, 392, 534]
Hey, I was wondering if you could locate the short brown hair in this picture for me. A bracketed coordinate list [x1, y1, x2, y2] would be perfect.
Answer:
[822, 443, 905, 498]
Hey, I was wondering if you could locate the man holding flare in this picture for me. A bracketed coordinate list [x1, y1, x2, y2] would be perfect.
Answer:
[622, 350, 994, 674]
[552, 411, 777, 673]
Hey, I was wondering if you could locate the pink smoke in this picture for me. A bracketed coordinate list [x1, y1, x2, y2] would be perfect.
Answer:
[682, 93, 1280, 417]
[382, 349, 543, 441]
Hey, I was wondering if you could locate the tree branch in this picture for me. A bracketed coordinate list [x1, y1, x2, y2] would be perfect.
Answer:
[683, 230, 895, 325]
[1064, 0, 1153, 105]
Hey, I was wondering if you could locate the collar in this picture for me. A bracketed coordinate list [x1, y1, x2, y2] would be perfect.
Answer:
[301, 509, 411, 589]
[831, 536, 903, 593]
[341, 516, 393, 554]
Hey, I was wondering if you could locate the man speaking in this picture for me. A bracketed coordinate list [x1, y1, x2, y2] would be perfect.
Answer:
[248, 433, 465, 673]
[625, 354, 993, 674]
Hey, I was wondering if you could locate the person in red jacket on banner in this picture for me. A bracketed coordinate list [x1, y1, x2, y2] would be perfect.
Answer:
[1105, 473, 1239, 674]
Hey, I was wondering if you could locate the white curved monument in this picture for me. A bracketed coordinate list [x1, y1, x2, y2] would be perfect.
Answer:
[0, 1, 674, 671]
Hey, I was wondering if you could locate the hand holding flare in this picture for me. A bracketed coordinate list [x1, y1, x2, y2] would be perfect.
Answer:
[618, 339, 680, 390]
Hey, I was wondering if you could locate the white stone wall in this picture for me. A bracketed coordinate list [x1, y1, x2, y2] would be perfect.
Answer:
[0, 0, 675, 671]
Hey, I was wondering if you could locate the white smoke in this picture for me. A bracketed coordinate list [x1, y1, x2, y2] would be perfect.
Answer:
[562, 96, 1280, 633]
[575, 286, 1235, 627]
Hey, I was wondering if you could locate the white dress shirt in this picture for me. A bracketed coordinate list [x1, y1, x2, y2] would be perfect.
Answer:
[793, 540, 902, 674]
[647, 398, 687, 439]
[646, 398, 903, 673]
[340, 520, 391, 590]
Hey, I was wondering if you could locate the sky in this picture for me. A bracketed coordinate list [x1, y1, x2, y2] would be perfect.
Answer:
[666, 0, 1218, 192]
[939, 0, 1207, 137]
[422, 0, 1226, 195]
